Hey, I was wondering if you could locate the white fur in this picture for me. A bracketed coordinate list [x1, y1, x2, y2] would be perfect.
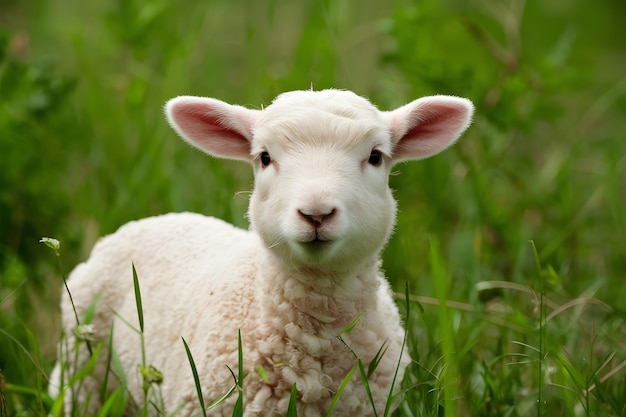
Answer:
[50, 89, 473, 416]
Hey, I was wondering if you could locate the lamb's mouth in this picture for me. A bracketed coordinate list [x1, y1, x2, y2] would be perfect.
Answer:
[299, 236, 332, 249]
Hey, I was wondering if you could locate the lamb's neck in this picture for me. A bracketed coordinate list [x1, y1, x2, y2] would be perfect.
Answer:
[258, 252, 382, 334]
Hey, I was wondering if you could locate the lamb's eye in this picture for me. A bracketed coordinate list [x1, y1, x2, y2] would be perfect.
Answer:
[368, 149, 383, 166]
[260, 151, 272, 168]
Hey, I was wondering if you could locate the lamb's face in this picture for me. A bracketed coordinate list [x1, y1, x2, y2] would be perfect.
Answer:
[166, 89, 474, 273]
[248, 92, 397, 271]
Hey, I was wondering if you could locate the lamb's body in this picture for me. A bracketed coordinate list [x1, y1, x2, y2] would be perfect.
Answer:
[59, 213, 405, 415]
[51, 89, 473, 416]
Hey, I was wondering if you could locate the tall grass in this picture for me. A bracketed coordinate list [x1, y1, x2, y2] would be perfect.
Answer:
[1, 0, 625, 416]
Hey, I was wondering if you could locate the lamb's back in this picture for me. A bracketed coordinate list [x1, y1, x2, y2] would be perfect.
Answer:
[63, 212, 259, 350]
[66, 212, 255, 304]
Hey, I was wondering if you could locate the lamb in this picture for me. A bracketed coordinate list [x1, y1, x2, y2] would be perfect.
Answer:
[49, 89, 474, 416]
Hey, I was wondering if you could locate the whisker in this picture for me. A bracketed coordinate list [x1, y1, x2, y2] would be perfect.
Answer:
[234, 190, 253, 200]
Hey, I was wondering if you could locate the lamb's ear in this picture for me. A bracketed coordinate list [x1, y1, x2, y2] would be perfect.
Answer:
[165, 96, 258, 162]
[385, 95, 474, 163]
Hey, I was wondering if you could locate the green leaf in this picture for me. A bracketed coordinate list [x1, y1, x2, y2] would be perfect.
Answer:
[367, 340, 389, 379]
[357, 359, 378, 417]
[95, 388, 127, 417]
[182, 337, 207, 417]
[383, 282, 411, 416]
[237, 330, 243, 389]
[132, 262, 144, 333]
[232, 391, 243, 416]
[286, 384, 298, 417]
[429, 238, 458, 417]
[206, 383, 237, 411]
[327, 365, 357, 417]
[257, 366, 269, 383]
[338, 315, 361, 337]
[68, 343, 104, 387]
[83, 293, 102, 324]
[233, 329, 244, 417]
[101, 321, 115, 403]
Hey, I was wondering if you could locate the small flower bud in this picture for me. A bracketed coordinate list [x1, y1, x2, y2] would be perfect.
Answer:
[140, 365, 164, 385]
[74, 324, 95, 341]
[40, 237, 61, 255]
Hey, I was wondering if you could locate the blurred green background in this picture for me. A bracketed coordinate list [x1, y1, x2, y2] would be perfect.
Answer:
[1, 0, 625, 415]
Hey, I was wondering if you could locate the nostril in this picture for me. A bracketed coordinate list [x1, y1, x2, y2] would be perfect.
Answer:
[298, 208, 336, 227]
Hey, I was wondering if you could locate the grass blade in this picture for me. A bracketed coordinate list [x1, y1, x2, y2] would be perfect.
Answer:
[383, 282, 411, 416]
[206, 383, 237, 410]
[232, 329, 244, 416]
[338, 315, 361, 337]
[327, 365, 357, 417]
[286, 384, 298, 417]
[132, 262, 150, 415]
[367, 340, 389, 379]
[232, 391, 243, 416]
[430, 237, 458, 417]
[95, 388, 127, 417]
[101, 321, 115, 404]
[132, 262, 144, 333]
[530, 240, 545, 417]
[357, 358, 378, 417]
[237, 330, 243, 390]
[68, 343, 104, 386]
[182, 337, 207, 417]
[0, 328, 47, 376]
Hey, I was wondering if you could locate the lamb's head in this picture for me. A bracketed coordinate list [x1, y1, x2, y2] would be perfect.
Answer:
[166, 89, 473, 273]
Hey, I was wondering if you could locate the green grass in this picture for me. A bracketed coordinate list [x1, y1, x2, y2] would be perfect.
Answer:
[1, 0, 625, 416]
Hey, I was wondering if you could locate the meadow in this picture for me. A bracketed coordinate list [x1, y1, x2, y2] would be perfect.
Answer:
[1, 0, 625, 415]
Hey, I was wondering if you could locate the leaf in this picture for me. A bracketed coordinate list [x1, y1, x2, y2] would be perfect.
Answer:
[237, 330, 243, 389]
[182, 337, 207, 417]
[357, 359, 378, 417]
[383, 282, 412, 416]
[83, 294, 102, 324]
[68, 343, 104, 387]
[232, 391, 243, 417]
[101, 322, 115, 403]
[338, 315, 361, 337]
[367, 340, 389, 378]
[132, 262, 144, 333]
[206, 383, 237, 411]
[286, 384, 298, 417]
[327, 365, 357, 417]
[233, 329, 244, 417]
[95, 388, 127, 417]
[257, 366, 269, 383]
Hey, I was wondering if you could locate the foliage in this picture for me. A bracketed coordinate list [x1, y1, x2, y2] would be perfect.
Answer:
[0, 0, 624, 415]
[0, 31, 75, 410]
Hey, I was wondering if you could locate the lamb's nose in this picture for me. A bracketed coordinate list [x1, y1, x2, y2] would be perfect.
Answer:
[298, 208, 336, 228]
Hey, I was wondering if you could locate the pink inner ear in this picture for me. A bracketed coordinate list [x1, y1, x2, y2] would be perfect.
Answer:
[391, 97, 473, 161]
[176, 107, 248, 152]
[168, 98, 254, 161]
[404, 105, 466, 141]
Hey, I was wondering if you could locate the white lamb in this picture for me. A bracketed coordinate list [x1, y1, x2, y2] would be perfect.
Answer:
[50, 89, 473, 416]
